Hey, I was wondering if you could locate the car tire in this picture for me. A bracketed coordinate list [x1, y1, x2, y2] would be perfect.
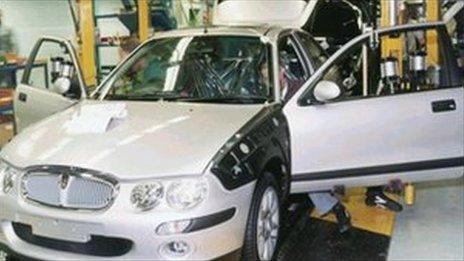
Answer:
[242, 172, 281, 261]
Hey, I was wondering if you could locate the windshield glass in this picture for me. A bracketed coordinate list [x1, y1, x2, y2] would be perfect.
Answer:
[102, 36, 272, 104]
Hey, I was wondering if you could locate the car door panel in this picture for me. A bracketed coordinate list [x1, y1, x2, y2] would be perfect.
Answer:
[14, 85, 75, 131]
[14, 36, 85, 133]
[292, 88, 463, 173]
[285, 23, 464, 193]
[286, 87, 463, 192]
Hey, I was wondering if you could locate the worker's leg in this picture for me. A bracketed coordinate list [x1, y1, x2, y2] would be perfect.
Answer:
[309, 192, 351, 233]
[365, 186, 403, 212]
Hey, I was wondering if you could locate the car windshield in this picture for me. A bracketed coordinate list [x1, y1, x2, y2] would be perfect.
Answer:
[102, 36, 272, 104]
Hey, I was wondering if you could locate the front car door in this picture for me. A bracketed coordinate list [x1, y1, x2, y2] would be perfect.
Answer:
[284, 23, 464, 193]
[14, 36, 86, 132]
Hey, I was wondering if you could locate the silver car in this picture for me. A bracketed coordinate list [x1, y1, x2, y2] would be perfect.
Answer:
[0, 10, 463, 261]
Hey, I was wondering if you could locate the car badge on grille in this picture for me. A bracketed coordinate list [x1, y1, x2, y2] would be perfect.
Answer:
[58, 174, 70, 190]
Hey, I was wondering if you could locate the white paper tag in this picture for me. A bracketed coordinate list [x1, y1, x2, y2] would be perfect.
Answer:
[64, 103, 128, 134]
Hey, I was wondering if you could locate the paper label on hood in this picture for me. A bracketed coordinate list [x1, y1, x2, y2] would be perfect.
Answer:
[64, 103, 128, 134]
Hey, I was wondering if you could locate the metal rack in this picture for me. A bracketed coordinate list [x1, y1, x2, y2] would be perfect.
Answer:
[93, 1, 139, 83]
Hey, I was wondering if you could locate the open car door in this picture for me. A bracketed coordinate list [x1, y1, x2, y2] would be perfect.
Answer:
[284, 23, 464, 193]
[14, 36, 86, 132]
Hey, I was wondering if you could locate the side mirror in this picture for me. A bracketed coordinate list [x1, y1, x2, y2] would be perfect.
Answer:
[312, 80, 342, 103]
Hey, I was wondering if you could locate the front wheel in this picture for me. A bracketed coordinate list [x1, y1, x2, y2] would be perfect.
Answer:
[242, 172, 281, 261]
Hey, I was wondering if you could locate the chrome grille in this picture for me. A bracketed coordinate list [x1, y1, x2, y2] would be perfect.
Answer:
[21, 167, 118, 210]
[22, 173, 61, 206]
[65, 177, 114, 208]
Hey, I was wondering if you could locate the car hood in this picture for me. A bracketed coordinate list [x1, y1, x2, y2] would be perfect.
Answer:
[1, 100, 263, 180]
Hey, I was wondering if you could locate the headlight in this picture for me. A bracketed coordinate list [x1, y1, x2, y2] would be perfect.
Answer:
[130, 177, 208, 211]
[166, 178, 208, 210]
[130, 182, 164, 211]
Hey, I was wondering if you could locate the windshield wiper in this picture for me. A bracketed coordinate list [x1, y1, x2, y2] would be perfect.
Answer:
[107, 91, 180, 101]
[107, 93, 268, 104]
[107, 94, 163, 101]
[171, 96, 268, 104]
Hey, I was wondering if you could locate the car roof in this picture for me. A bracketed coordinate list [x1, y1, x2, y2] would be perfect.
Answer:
[150, 25, 286, 41]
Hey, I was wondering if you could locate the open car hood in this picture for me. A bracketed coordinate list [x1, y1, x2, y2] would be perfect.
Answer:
[212, 0, 317, 28]
[1, 100, 263, 180]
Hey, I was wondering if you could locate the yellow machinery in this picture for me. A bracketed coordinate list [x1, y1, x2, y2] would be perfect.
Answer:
[76, 0, 97, 87]
[380, 0, 441, 72]
[138, 0, 150, 42]
[426, 0, 441, 66]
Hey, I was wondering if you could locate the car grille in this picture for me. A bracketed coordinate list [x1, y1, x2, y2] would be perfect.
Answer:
[21, 166, 118, 210]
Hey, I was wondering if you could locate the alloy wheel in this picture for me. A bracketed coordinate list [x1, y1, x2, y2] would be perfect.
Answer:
[256, 186, 280, 260]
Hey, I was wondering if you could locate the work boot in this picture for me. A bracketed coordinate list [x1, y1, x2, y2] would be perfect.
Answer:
[331, 203, 351, 234]
[365, 191, 403, 212]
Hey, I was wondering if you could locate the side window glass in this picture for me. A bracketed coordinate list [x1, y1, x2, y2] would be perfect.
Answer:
[278, 36, 308, 102]
[23, 41, 81, 99]
[297, 32, 329, 70]
[376, 27, 454, 95]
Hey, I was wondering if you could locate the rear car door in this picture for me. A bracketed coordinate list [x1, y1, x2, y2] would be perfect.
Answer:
[14, 36, 86, 132]
[284, 23, 464, 193]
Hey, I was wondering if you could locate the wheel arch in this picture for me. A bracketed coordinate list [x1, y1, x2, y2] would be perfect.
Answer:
[209, 105, 291, 192]
[262, 156, 291, 201]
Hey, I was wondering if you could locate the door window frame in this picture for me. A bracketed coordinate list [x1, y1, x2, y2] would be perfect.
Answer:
[292, 22, 463, 107]
[276, 30, 312, 102]
[21, 36, 87, 99]
[293, 29, 329, 74]
[277, 30, 311, 79]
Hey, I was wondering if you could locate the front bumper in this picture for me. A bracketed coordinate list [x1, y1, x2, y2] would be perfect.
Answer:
[0, 175, 255, 260]
[0, 242, 40, 261]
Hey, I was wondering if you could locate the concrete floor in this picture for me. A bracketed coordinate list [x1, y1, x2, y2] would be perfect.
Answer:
[389, 178, 464, 260]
